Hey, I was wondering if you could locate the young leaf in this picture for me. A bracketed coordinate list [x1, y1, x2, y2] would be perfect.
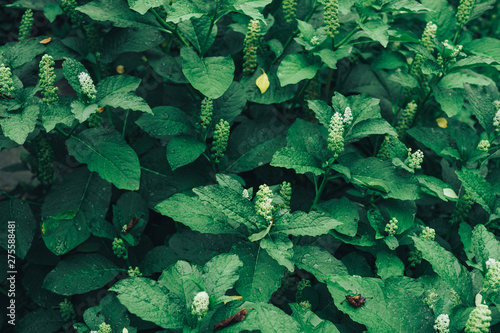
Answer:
[260, 234, 294, 272]
[158, 260, 203, 306]
[203, 254, 243, 303]
[272, 211, 342, 237]
[293, 245, 348, 283]
[98, 92, 152, 114]
[290, 303, 341, 333]
[96, 74, 141, 101]
[0, 102, 39, 144]
[43, 254, 119, 295]
[277, 54, 321, 87]
[181, 47, 235, 99]
[136, 106, 193, 138]
[167, 135, 206, 171]
[109, 277, 184, 329]
[66, 128, 141, 190]
[375, 252, 404, 279]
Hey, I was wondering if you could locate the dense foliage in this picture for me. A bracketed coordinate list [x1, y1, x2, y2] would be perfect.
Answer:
[1, 0, 500, 332]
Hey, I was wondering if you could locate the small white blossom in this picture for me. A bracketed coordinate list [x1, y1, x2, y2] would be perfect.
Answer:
[242, 189, 250, 199]
[493, 109, 500, 132]
[78, 72, 97, 101]
[310, 36, 320, 46]
[191, 291, 210, 319]
[486, 258, 497, 268]
[255, 184, 274, 223]
[405, 148, 424, 172]
[477, 140, 490, 152]
[343, 107, 353, 125]
[434, 314, 450, 333]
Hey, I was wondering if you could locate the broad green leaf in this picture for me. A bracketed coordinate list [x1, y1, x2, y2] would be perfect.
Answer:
[42, 103, 75, 132]
[112, 192, 148, 246]
[66, 128, 141, 190]
[136, 106, 192, 138]
[78, 0, 160, 29]
[193, 185, 264, 233]
[208, 302, 301, 333]
[71, 100, 99, 123]
[327, 275, 434, 333]
[83, 294, 133, 332]
[407, 126, 461, 160]
[0, 199, 36, 259]
[202, 254, 243, 303]
[465, 37, 500, 63]
[230, 0, 273, 21]
[318, 197, 359, 237]
[271, 147, 324, 176]
[314, 47, 352, 69]
[181, 47, 234, 99]
[439, 72, 491, 89]
[293, 245, 348, 283]
[98, 92, 152, 114]
[44, 2, 63, 22]
[386, 199, 416, 234]
[346, 118, 397, 142]
[464, 84, 498, 133]
[273, 211, 342, 237]
[158, 260, 203, 306]
[332, 92, 383, 128]
[368, 208, 386, 239]
[127, 0, 163, 14]
[470, 224, 500, 268]
[43, 254, 119, 295]
[456, 169, 495, 213]
[167, 135, 205, 171]
[382, 0, 429, 13]
[412, 237, 474, 305]
[307, 100, 332, 127]
[17, 309, 64, 333]
[231, 242, 283, 302]
[96, 75, 141, 101]
[359, 18, 389, 47]
[62, 58, 89, 97]
[156, 193, 241, 235]
[290, 303, 341, 333]
[347, 157, 421, 200]
[101, 27, 163, 63]
[277, 54, 321, 87]
[260, 234, 294, 272]
[166, 0, 211, 24]
[178, 16, 217, 53]
[0, 39, 45, 69]
[242, 69, 295, 104]
[42, 168, 111, 255]
[388, 71, 419, 88]
[141, 246, 181, 276]
[212, 81, 247, 124]
[109, 277, 184, 329]
[376, 252, 404, 279]
[451, 56, 499, 71]
[431, 83, 464, 117]
[0, 102, 39, 144]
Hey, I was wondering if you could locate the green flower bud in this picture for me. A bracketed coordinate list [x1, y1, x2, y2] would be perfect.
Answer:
[243, 20, 261, 75]
[112, 238, 128, 259]
[60, 0, 84, 24]
[422, 21, 437, 52]
[385, 217, 399, 236]
[199, 97, 213, 129]
[97, 322, 112, 333]
[465, 303, 491, 333]
[211, 119, 230, 163]
[396, 101, 418, 137]
[255, 184, 274, 223]
[327, 112, 344, 157]
[409, 250, 423, 267]
[324, 0, 340, 37]
[127, 266, 142, 277]
[493, 109, 500, 132]
[279, 181, 292, 211]
[59, 299, 76, 321]
[405, 148, 424, 173]
[191, 291, 209, 319]
[423, 289, 439, 310]
[78, 72, 97, 102]
[456, 0, 475, 28]
[434, 314, 450, 333]
[298, 300, 311, 310]
[283, 0, 297, 24]
[421, 227, 436, 241]
[32, 133, 55, 184]
[484, 259, 500, 293]
[88, 111, 103, 128]
[0, 64, 16, 97]
[450, 192, 474, 224]
[477, 140, 490, 152]
[18, 9, 34, 41]
[39, 54, 59, 105]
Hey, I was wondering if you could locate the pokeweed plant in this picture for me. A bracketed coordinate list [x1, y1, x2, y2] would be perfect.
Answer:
[0, 0, 500, 332]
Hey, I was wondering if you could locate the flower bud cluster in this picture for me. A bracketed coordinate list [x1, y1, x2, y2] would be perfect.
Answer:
[97, 322, 112, 333]
[112, 238, 128, 259]
[456, 0, 475, 28]
[128, 266, 142, 277]
[33, 133, 55, 184]
[484, 258, 500, 293]
[324, 0, 340, 37]
[423, 289, 439, 310]
[343, 107, 353, 125]
[0, 64, 15, 97]
[242, 188, 250, 199]
[434, 314, 450, 333]
[450, 192, 474, 224]
[396, 101, 418, 137]
[477, 140, 490, 152]
[493, 109, 500, 132]
[465, 303, 491, 333]
[191, 291, 210, 319]
[405, 148, 424, 172]
[59, 299, 75, 321]
[211, 119, 230, 163]
[199, 97, 213, 129]
[422, 21, 438, 52]
[385, 217, 399, 236]
[243, 20, 261, 75]
[279, 181, 292, 211]
[421, 226, 436, 241]
[255, 184, 274, 223]
[283, 0, 297, 24]
[78, 72, 97, 102]
[438, 40, 463, 67]
[327, 112, 345, 157]
[60, 0, 84, 24]
[39, 55, 59, 105]
[18, 9, 33, 41]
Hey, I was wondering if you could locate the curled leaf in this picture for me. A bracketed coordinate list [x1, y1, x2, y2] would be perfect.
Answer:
[436, 117, 447, 128]
[213, 308, 254, 332]
[40, 37, 52, 45]
[256, 69, 270, 94]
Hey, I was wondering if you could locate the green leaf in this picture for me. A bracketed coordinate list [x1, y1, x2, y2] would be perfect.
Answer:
[158, 260, 203, 306]
[66, 128, 141, 190]
[230, 242, 283, 302]
[42, 168, 111, 255]
[464, 84, 498, 133]
[0, 39, 45, 69]
[456, 169, 495, 213]
[260, 234, 294, 272]
[166, 0, 211, 24]
[202, 253, 243, 303]
[388, 71, 419, 88]
[465, 37, 500, 63]
[439, 72, 491, 89]
[181, 47, 235, 99]
[109, 277, 184, 329]
[230, 0, 273, 22]
[359, 18, 390, 47]
[368, 208, 386, 239]
[376, 252, 404, 279]
[62, 58, 89, 97]
[83, 294, 133, 332]
[431, 83, 464, 117]
[386, 199, 416, 234]
[78, 0, 160, 29]
[470, 224, 500, 267]
[273, 211, 342, 236]
[141, 246, 181, 276]
[327, 275, 434, 333]
[412, 237, 474, 305]
[44, 2, 63, 23]
[307, 100, 333, 127]
[136, 106, 192, 138]
[242, 69, 295, 104]
[96, 75, 141, 101]
[167, 135, 206, 171]
[98, 92, 152, 114]
[212, 81, 247, 124]
[17, 308, 64, 333]
[0, 199, 36, 259]
[293, 245, 348, 283]
[156, 193, 241, 235]
[347, 157, 421, 200]
[346, 118, 397, 142]
[101, 27, 163, 63]
[0, 102, 39, 144]
[71, 100, 99, 123]
[42, 103, 76, 132]
[314, 47, 352, 69]
[290, 303, 341, 333]
[318, 197, 359, 237]
[178, 16, 217, 53]
[43, 254, 119, 295]
[127, 0, 163, 14]
[113, 192, 148, 246]
[407, 126, 461, 160]
[277, 54, 321, 87]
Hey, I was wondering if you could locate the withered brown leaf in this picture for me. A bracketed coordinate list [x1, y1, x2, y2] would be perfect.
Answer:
[213, 308, 254, 332]
[340, 294, 372, 308]
[122, 216, 140, 235]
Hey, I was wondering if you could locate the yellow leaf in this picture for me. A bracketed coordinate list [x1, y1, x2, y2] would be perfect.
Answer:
[40, 37, 52, 45]
[256, 69, 270, 94]
[436, 117, 447, 128]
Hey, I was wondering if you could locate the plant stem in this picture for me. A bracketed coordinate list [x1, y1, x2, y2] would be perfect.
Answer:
[54, 125, 69, 138]
[150, 8, 190, 48]
[311, 167, 331, 209]
[201, 0, 220, 57]
[335, 17, 366, 49]
[122, 110, 129, 138]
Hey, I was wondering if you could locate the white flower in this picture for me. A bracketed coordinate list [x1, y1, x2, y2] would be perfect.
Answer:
[343, 107, 353, 125]
[78, 72, 97, 101]
[493, 109, 500, 132]
[486, 258, 497, 268]
[191, 291, 210, 319]
[242, 189, 250, 199]
[434, 314, 450, 333]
